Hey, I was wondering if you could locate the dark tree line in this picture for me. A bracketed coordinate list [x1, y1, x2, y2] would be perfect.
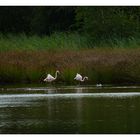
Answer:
[0, 6, 75, 35]
[75, 7, 140, 39]
[0, 6, 140, 38]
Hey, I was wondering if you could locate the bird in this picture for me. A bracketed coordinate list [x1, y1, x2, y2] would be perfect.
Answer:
[44, 70, 60, 83]
[74, 73, 88, 82]
[96, 83, 102, 87]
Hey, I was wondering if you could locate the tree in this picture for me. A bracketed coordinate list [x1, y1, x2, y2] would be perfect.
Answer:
[30, 6, 76, 35]
[75, 7, 140, 39]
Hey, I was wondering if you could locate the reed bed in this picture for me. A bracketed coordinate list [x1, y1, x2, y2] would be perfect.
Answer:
[0, 33, 140, 85]
[1, 48, 140, 85]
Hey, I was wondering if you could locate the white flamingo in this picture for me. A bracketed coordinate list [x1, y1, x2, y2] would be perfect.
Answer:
[74, 73, 88, 82]
[44, 70, 60, 83]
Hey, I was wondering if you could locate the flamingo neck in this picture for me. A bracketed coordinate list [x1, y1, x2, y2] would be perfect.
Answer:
[55, 71, 58, 79]
[81, 77, 86, 82]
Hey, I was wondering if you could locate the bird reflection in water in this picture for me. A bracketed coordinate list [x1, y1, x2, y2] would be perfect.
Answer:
[45, 88, 57, 94]
[75, 87, 84, 93]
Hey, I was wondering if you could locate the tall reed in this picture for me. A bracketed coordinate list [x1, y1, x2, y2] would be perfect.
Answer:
[0, 48, 140, 85]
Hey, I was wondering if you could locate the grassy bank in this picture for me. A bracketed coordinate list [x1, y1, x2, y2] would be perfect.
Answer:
[0, 33, 140, 85]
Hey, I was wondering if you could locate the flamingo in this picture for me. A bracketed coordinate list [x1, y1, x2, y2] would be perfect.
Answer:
[44, 70, 60, 83]
[74, 73, 88, 82]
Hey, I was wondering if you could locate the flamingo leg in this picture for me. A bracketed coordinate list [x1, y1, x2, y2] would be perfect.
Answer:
[78, 81, 81, 86]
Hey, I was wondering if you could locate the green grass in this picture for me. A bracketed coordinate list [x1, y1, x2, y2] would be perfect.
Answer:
[0, 32, 140, 85]
[0, 32, 140, 51]
[0, 32, 93, 51]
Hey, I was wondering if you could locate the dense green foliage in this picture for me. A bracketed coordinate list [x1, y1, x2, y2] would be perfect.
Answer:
[0, 7, 75, 35]
[0, 6, 140, 40]
[75, 7, 140, 39]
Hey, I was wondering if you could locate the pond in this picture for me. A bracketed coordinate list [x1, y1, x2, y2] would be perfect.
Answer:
[0, 85, 140, 134]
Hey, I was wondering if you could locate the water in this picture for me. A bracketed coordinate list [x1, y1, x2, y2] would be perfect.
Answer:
[0, 85, 140, 134]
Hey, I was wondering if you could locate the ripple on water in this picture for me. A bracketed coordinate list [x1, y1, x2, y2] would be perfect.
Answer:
[0, 92, 140, 98]
[0, 92, 139, 108]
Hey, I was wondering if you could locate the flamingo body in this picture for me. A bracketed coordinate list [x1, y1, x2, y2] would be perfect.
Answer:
[74, 73, 88, 82]
[44, 70, 60, 83]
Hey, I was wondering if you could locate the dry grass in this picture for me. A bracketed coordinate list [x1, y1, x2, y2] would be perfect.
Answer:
[1, 48, 140, 85]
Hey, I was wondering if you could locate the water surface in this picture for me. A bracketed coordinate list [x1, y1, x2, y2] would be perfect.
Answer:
[0, 85, 140, 134]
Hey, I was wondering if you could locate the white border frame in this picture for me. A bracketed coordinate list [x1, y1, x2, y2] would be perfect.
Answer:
[0, 0, 140, 6]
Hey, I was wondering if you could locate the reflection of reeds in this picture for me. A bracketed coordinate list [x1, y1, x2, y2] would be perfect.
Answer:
[1, 48, 140, 84]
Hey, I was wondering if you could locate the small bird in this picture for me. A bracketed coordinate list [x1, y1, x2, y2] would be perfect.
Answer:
[44, 70, 60, 83]
[96, 83, 102, 87]
[74, 73, 88, 82]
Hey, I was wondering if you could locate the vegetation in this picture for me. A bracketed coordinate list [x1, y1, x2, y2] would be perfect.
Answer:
[75, 7, 140, 39]
[0, 7, 140, 38]
[0, 33, 140, 85]
[0, 6, 140, 85]
[0, 33, 92, 51]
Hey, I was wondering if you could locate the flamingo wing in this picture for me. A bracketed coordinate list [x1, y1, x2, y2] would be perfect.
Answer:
[74, 73, 82, 81]
[44, 74, 55, 82]
[47, 74, 55, 80]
